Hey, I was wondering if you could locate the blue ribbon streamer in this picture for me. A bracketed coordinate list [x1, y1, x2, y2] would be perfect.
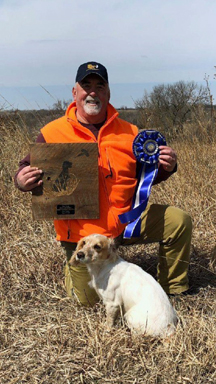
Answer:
[119, 130, 166, 239]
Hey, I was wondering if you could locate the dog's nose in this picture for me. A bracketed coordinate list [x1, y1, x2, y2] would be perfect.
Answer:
[76, 251, 85, 260]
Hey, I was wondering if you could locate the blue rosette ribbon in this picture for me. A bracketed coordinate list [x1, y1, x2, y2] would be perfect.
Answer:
[119, 130, 166, 238]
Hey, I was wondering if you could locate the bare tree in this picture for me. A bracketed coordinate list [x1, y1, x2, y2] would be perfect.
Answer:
[135, 81, 209, 135]
[52, 99, 71, 112]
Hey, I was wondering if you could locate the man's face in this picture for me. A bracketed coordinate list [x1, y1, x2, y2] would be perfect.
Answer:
[72, 74, 110, 123]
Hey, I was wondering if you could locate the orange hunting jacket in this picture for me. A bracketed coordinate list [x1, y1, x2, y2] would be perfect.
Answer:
[41, 102, 138, 243]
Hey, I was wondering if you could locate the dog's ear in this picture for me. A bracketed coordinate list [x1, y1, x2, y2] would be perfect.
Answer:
[108, 238, 118, 261]
[76, 239, 85, 251]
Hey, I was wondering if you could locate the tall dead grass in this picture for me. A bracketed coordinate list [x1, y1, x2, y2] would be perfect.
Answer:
[0, 112, 216, 384]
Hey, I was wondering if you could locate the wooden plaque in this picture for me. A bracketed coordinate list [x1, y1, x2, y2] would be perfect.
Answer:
[30, 143, 99, 220]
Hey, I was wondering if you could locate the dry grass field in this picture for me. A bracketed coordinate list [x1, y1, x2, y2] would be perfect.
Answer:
[0, 111, 216, 383]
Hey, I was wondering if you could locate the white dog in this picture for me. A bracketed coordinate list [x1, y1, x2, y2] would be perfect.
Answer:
[70, 234, 178, 337]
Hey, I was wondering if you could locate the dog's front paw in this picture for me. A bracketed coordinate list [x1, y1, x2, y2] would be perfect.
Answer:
[104, 320, 114, 334]
[105, 316, 115, 329]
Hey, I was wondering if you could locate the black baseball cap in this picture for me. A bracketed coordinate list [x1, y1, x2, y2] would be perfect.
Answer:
[75, 61, 108, 83]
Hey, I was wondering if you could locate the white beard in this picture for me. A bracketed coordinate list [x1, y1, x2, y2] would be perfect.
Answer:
[84, 97, 102, 115]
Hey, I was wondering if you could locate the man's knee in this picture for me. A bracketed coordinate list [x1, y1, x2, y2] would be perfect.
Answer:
[167, 206, 192, 237]
[179, 209, 192, 230]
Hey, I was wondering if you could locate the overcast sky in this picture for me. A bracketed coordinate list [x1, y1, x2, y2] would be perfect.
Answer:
[0, 0, 216, 108]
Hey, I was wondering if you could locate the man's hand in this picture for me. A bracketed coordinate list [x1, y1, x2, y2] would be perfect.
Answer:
[16, 166, 43, 191]
[159, 146, 177, 172]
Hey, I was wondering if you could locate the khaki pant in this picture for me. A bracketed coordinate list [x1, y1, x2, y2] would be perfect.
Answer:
[62, 203, 192, 306]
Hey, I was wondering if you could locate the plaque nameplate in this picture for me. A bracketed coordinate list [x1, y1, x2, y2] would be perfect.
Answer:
[56, 205, 75, 215]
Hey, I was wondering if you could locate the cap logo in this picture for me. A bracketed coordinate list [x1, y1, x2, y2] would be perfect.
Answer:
[87, 64, 99, 71]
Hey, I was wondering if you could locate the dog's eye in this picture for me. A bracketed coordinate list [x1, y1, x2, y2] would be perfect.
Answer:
[94, 244, 101, 251]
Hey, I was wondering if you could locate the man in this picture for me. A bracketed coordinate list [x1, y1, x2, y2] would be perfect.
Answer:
[15, 61, 192, 306]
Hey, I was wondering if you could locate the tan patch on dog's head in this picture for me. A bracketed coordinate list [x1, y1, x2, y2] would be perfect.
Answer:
[69, 234, 117, 265]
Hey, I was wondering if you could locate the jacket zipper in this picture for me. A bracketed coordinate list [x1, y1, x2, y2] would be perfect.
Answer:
[105, 148, 113, 179]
